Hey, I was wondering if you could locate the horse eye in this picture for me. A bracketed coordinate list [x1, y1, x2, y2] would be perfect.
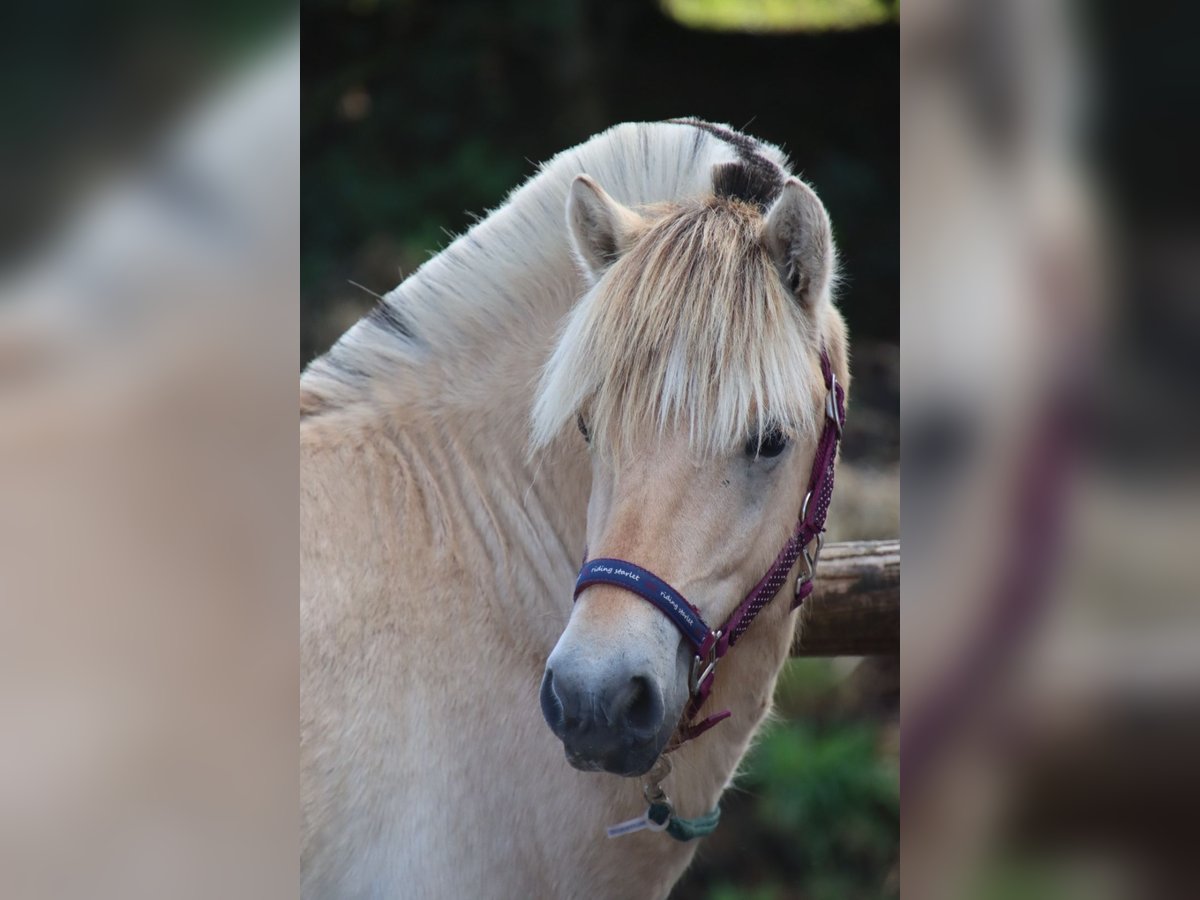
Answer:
[576, 414, 591, 443]
[746, 426, 788, 459]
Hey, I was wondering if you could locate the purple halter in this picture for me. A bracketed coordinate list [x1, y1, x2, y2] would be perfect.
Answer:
[574, 350, 846, 745]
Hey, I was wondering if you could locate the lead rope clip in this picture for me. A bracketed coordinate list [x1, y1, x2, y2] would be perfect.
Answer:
[605, 757, 673, 838]
[603, 757, 722, 841]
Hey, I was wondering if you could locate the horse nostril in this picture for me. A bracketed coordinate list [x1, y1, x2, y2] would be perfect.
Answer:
[539, 669, 565, 733]
[616, 675, 664, 737]
[541, 662, 666, 754]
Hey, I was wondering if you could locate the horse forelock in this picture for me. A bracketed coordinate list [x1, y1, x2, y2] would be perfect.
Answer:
[532, 194, 826, 459]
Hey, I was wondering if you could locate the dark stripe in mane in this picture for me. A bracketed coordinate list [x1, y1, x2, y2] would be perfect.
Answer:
[367, 299, 416, 341]
[323, 354, 369, 380]
[711, 161, 783, 211]
[668, 118, 785, 212]
[670, 118, 762, 161]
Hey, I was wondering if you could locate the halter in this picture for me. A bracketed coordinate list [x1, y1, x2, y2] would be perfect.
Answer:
[574, 350, 846, 747]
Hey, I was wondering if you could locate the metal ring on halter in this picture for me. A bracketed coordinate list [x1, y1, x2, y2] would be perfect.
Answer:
[645, 812, 671, 832]
[800, 490, 813, 521]
[796, 533, 824, 590]
[643, 782, 670, 806]
[797, 546, 815, 586]
[826, 373, 843, 437]
[688, 630, 721, 695]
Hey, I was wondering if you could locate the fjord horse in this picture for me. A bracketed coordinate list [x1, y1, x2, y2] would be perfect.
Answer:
[301, 120, 848, 899]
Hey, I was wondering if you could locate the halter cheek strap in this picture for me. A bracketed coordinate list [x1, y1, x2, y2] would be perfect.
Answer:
[573, 349, 846, 746]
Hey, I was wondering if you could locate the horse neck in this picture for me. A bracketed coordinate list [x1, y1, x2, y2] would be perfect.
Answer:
[303, 183, 602, 624]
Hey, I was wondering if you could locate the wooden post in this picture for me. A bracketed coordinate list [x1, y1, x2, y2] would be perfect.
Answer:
[791, 539, 899, 657]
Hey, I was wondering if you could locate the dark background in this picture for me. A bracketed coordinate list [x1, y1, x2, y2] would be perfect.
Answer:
[303, 2, 899, 897]
[301, 0, 898, 366]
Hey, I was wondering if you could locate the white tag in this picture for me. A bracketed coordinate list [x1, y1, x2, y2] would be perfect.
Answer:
[605, 807, 670, 838]
[605, 814, 652, 838]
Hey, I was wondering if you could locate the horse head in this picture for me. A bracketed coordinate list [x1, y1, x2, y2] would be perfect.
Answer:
[534, 168, 847, 776]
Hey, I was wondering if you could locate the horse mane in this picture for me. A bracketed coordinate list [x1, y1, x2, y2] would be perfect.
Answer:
[531, 195, 826, 459]
[302, 120, 822, 447]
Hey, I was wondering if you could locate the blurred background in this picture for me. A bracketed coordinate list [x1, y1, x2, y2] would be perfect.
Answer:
[0, 7, 298, 900]
[902, 1, 1200, 899]
[302, 2, 900, 898]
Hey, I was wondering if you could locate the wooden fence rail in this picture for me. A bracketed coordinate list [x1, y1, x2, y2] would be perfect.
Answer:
[790, 539, 899, 657]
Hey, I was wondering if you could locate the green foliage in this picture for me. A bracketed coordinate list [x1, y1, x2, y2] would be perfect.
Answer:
[751, 721, 898, 889]
[663, 0, 897, 33]
[708, 885, 782, 900]
[774, 656, 845, 707]
[966, 859, 1089, 900]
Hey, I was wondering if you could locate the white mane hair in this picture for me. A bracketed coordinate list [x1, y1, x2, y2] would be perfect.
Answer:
[301, 120, 830, 458]
[531, 194, 826, 459]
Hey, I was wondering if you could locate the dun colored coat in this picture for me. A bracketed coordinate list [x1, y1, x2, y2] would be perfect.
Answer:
[301, 121, 848, 899]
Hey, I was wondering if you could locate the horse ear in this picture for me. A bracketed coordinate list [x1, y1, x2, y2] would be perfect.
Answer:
[763, 178, 834, 308]
[566, 175, 643, 281]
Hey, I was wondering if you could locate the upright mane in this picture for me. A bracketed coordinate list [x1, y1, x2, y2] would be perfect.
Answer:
[532, 195, 827, 458]
[301, 120, 808, 432]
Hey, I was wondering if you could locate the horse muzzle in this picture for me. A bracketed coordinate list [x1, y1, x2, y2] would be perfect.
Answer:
[539, 655, 674, 776]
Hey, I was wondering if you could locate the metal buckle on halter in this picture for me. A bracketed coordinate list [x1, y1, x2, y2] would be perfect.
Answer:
[796, 492, 825, 595]
[798, 533, 825, 584]
[795, 533, 825, 601]
[825, 372, 843, 437]
[688, 630, 721, 695]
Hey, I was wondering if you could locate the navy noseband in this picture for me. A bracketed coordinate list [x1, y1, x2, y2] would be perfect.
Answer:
[573, 349, 846, 745]
[574, 560, 713, 653]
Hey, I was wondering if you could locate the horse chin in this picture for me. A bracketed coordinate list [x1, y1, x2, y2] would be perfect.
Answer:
[607, 755, 660, 779]
[563, 732, 672, 778]
[564, 752, 655, 778]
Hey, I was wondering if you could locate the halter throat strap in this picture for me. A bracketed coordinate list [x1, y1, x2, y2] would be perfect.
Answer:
[572, 349, 846, 745]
